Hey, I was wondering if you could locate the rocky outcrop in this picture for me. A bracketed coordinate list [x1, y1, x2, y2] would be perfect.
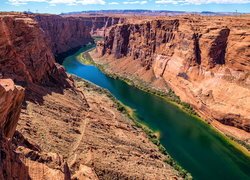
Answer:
[0, 13, 71, 87]
[0, 12, 182, 179]
[0, 79, 24, 138]
[0, 13, 93, 179]
[95, 16, 250, 132]
[35, 15, 94, 55]
[0, 79, 28, 180]
[0, 79, 71, 180]
[0, 133, 30, 180]
[18, 77, 182, 179]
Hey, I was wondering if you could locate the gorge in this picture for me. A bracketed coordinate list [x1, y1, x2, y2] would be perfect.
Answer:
[63, 45, 250, 179]
[0, 12, 249, 180]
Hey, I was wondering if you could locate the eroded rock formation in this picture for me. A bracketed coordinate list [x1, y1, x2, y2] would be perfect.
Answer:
[0, 79, 27, 180]
[0, 12, 182, 179]
[62, 15, 124, 36]
[94, 16, 250, 133]
[0, 79, 24, 138]
[35, 15, 94, 55]
[0, 13, 71, 87]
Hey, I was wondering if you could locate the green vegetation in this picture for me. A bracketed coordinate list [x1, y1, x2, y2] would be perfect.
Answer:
[72, 75, 192, 179]
[83, 52, 199, 117]
[134, 121, 192, 179]
[227, 135, 250, 151]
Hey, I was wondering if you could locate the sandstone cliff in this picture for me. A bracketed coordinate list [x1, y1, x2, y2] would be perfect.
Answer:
[0, 12, 182, 179]
[0, 79, 24, 138]
[0, 13, 71, 87]
[94, 16, 250, 133]
[35, 15, 94, 55]
[62, 15, 124, 36]
[0, 79, 27, 180]
[0, 13, 90, 179]
[80, 16, 124, 36]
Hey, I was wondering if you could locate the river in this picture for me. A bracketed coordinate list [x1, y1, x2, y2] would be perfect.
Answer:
[62, 45, 250, 180]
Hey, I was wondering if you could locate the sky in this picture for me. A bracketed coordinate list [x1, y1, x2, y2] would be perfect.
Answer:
[0, 0, 250, 14]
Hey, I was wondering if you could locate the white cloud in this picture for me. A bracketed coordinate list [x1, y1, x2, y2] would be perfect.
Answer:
[155, 0, 250, 4]
[123, 1, 148, 4]
[109, 1, 119, 4]
[8, 0, 106, 5]
[8, 0, 47, 5]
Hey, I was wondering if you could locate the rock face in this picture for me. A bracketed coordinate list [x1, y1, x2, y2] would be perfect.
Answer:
[95, 16, 250, 132]
[0, 13, 92, 179]
[0, 79, 28, 180]
[0, 77, 70, 180]
[18, 77, 182, 179]
[80, 16, 124, 36]
[0, 79, 24, 138]
[0, 12, 182, 179]
[35, 15, 94, 55]
[0, 13, 70, 87]
[0, 14, 54, 84]
[62, 15, 124, 37]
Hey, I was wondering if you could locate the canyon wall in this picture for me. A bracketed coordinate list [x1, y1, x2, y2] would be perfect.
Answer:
[0, 13, 95, 86]
[80, 16, 124, 36]
[35, 15, 94, 55]
[0, 13, 71, 87]
[0, 13, 182, 179]
[0, 79, 28, 180]
[0, 14, 55, 85]
[95, 16, 250, 132]
[0, 79, 24, 138]
[62, 15, 124, 36]
[0, 13, 91, 179]
[0, 79, 71, 179]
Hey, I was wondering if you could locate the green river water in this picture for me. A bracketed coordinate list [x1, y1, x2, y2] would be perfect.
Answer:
[62, 45, 250, 180]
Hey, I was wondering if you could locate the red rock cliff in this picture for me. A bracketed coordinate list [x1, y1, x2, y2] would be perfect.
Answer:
[96, 16, 250, 132]
[79, 16, 124, 36]
[0, 13, 93, 87]
[35, 15, 94, 55]
[0, 13, 94, 179]
[0, 79, 28, 180]
[0, 14, 67, 86]
[0, 79, 24, 138]
[62, 15, 124, 36]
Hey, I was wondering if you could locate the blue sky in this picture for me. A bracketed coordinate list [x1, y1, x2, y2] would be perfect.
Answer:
[1, 0, 250, 14]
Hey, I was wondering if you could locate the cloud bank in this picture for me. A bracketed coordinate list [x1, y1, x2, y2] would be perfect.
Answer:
[8, 0, 106, 5]
[155, 0, 250, 5]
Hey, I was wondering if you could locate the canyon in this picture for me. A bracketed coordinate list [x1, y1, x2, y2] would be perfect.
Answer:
[0, 12, 183, 179]
[91, 15, 250, 144]
[61, 14, 124, 37]
[0, 11, 249, 179]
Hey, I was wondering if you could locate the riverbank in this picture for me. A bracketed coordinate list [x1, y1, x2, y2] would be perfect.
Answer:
[18, 73, 184, 179]
[72, 75, 192, 179]
[82, 50, 197, 116]
[63, 45, 250, 179]
[86, 49, 250, 156]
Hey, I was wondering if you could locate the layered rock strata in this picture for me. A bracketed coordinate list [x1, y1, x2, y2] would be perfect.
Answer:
[0, 13, 71, 87]
[0, 12, 182, 179]
[62, 15, 124, 36]
[18, 76, 182, 179]
[35, 15, 94, 55]
[93, 16, 250, 133]
[79, 16, 124, 36]
[0, 79, 28, 180]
